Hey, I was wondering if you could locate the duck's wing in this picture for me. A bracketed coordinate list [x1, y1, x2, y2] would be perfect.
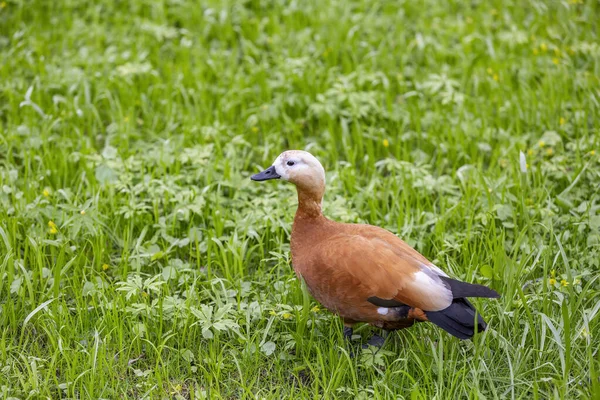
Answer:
[314, 232, 454, 311]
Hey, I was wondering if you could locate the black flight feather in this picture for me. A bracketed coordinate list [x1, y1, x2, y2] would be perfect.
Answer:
[426, 298, 487, 340]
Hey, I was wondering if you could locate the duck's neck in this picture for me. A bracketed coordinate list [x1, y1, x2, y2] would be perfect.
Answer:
[291, 188, 327, 262]
[295, 189, 323, 219]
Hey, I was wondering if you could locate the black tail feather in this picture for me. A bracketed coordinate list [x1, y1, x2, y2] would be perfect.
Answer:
[440, 276, 500, 299]
[426, 299, 487, 340]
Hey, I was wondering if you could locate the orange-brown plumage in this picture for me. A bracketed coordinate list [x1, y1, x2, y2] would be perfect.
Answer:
[252, 150, 499, 342]
[292, 215, 438, 324]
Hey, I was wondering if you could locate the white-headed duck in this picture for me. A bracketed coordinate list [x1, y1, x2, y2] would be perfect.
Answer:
[251, 150, 499, 346]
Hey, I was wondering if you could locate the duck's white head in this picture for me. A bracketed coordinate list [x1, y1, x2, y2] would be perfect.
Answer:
[251, 150, 326, 201]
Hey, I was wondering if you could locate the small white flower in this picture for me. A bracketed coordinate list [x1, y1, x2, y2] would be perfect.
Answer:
[116, 62, 154, 77]
[19, 85, 46, 118]
[519, 151, 527, 173]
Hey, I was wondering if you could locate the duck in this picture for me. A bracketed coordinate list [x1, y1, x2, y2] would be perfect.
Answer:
[251, 150, 499, 347]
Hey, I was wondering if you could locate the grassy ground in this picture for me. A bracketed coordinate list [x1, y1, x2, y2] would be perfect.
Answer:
[1, 0, 599, 398]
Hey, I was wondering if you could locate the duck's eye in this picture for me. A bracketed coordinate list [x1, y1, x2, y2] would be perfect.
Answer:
[286, 161, 295, 166]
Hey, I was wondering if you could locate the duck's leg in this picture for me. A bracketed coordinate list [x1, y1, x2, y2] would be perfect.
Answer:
[343, 326, 353, 340]
[342, 319, 361, 358]
[366, 332, 387, 348]
[342, 319, 356, 341]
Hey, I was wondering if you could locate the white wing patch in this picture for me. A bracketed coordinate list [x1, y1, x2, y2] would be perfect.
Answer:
[428, 264, 449, 277]
[412, 266, 453, 311]
[414, 270, 441, 287]
[377, 307, 389, 315]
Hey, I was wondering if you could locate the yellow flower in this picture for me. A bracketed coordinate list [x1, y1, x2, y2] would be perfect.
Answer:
[382, 139, 389, 147]
[43, 188, 50, 197]
[172, 383, 183, 393]
[560, 279, 569, 287]
[311, 306, 320, 313]
[0, 2, 6, 9]
[538, 141, 545, 148]
[559, 117, 566, 126]
[589, 150, 595, 156]
[102, 263, 109, 271]
[527, 149, 534, 156]
[486, 67, 493, 75]
[581, 328, 589, 338]
[282, 312, 292, 319]
[493, 74, 499, 81]
[80, 209, 86, 215]
[552, 57, 560, 65]
[540, 43, 548, 52]
[487, 188, 492, 193]
[251, 126, 259, 133]
[546, 148, 554, 156]
[548, 278, 557, 285]
[48, 220, 58, 234]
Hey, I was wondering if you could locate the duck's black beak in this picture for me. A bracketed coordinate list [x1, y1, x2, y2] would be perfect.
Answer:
[251, 165, 281, 181]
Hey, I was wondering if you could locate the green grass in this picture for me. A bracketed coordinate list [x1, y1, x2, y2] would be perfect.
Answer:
[1, 0, 599, 398]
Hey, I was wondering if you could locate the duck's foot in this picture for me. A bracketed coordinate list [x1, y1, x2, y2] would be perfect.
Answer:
[343, 327, 388, 357]
[342, 327, 359, 358]
[343, 326, 353, 340]
[363, 333, 386, 349]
